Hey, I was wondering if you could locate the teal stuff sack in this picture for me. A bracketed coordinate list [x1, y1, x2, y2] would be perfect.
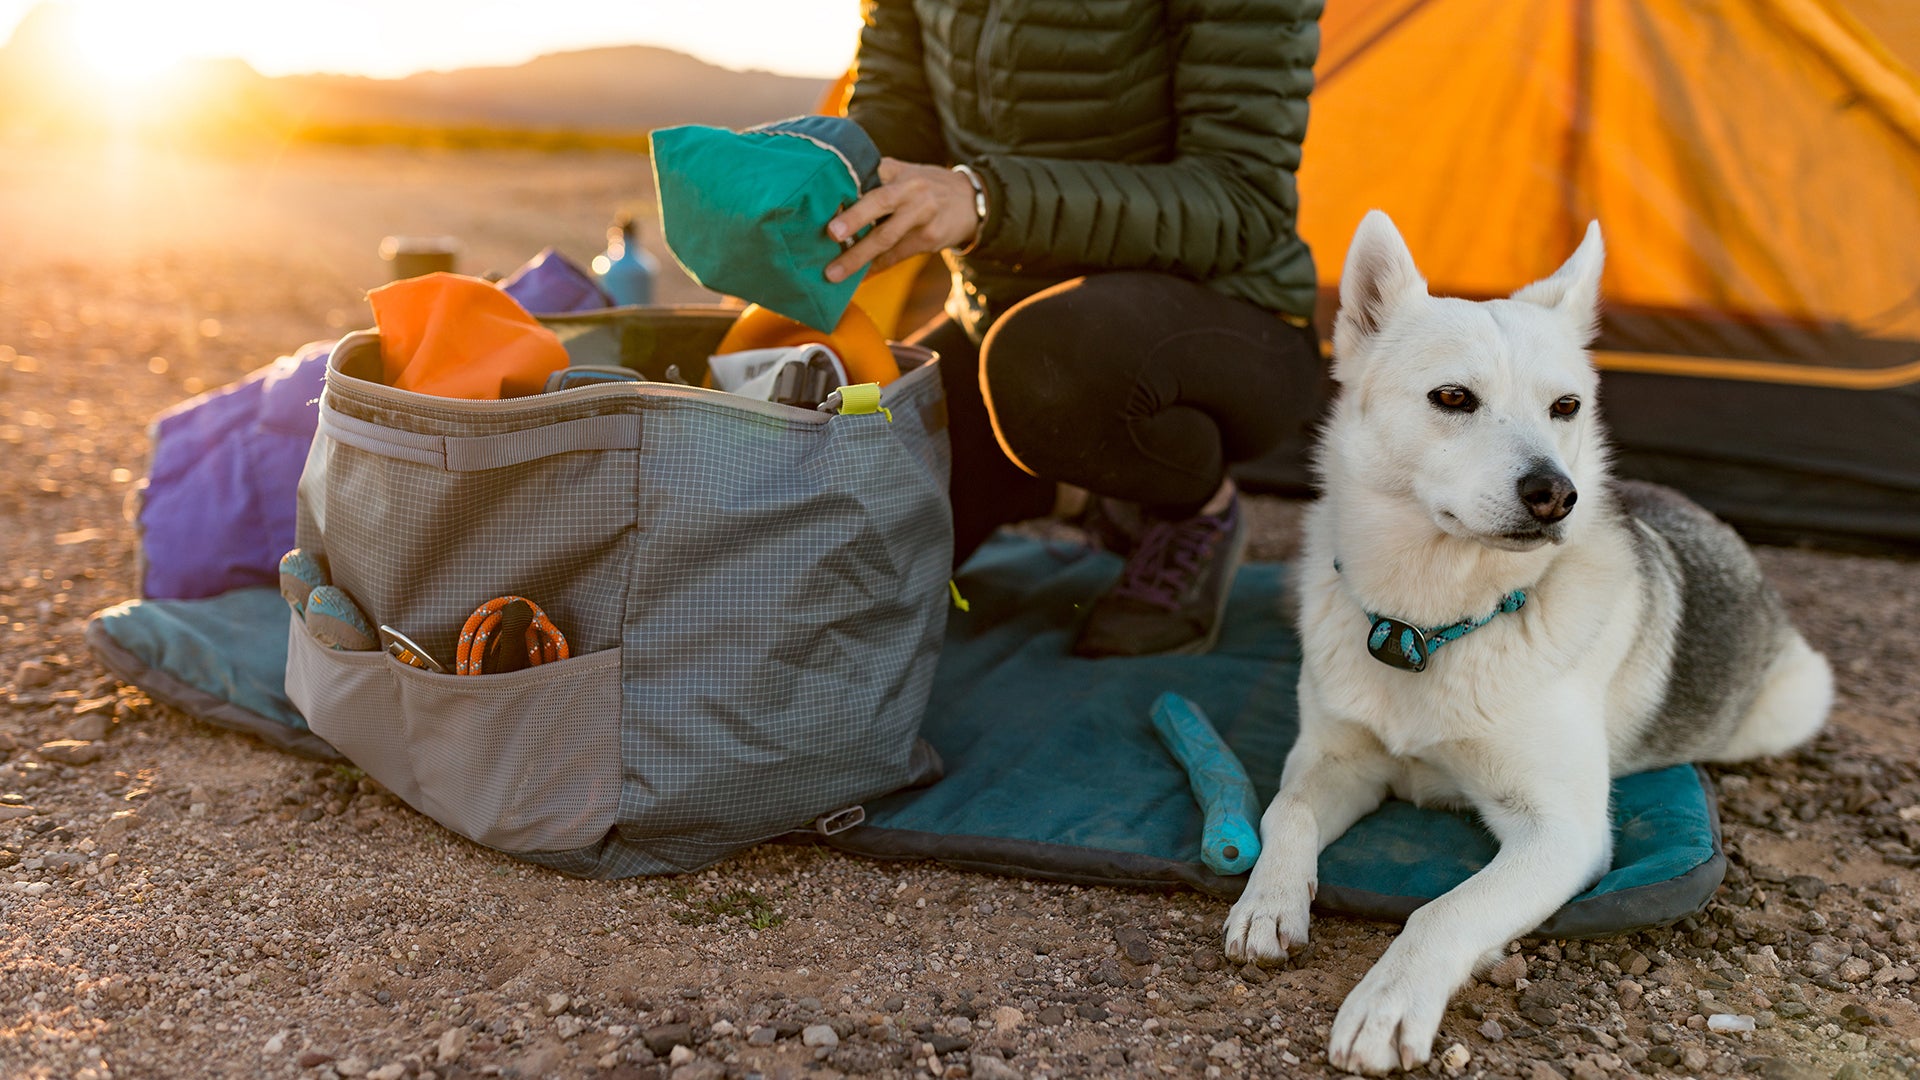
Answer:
[652, 116, 882, 333]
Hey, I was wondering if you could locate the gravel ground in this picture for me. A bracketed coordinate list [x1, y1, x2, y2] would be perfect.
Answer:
[3, 143, 1920, 1080]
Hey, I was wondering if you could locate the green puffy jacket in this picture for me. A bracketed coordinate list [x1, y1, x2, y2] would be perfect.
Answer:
[847, 0, 1322, 338]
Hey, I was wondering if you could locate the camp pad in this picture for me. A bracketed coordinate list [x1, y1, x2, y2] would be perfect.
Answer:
[86, 534, 1722, 937]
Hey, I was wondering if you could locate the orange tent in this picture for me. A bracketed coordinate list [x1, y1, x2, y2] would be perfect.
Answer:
[1263, 0, 1920, 548]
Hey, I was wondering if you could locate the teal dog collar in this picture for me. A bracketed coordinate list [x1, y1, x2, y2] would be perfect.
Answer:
[1336, 562, 1528, 673]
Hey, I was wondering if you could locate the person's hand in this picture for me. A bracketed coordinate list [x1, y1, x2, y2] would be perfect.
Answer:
[824, 158, 979, 283]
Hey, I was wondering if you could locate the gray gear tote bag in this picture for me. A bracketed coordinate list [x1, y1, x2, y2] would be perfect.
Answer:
[285, 307, 951, 876]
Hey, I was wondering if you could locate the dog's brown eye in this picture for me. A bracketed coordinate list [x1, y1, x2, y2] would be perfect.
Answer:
[1429, 386, 1477, 412]
[1551, 396, 1581, 419]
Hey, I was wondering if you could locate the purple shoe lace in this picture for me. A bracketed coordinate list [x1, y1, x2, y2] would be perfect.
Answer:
[1109, 501, 1239, 611]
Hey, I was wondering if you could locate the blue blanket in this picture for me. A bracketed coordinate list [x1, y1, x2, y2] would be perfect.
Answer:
[87, 534, 1722, 937]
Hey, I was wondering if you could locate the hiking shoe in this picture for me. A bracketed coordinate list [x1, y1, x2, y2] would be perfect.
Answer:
[1072, 496, 1247, 658]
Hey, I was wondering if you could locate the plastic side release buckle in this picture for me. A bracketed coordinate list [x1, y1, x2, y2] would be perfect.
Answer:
[813, 805, 866, 836]
[820, 382, 891, 421]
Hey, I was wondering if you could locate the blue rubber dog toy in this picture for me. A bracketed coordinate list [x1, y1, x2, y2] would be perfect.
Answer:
[1151, 692, 1262, 875]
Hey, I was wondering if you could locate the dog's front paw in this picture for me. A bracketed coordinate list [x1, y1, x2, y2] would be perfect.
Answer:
[1222, 870, 1313, 965]
[1326, 960, 1449, 1074]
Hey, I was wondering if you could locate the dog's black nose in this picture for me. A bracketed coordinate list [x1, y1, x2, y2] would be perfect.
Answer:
[1518, 466, 1577, 523]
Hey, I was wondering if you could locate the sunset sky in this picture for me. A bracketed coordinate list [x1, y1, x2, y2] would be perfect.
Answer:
[0, 0, 865, 80]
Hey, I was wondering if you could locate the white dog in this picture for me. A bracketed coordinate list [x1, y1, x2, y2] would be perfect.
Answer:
[1222, 211, 1833, 1074]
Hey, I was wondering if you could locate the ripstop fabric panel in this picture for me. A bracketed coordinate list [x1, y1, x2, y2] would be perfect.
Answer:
[293, 315, 954, 877]
[826, 536, 1725, 938]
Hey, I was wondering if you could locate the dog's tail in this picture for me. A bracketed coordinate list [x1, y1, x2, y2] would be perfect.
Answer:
[1709, 633, 1832, 763]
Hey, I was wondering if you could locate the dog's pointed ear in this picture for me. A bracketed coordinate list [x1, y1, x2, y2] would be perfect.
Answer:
[1512, 221, 1604, 343]
[1333, 211, 1428, 381]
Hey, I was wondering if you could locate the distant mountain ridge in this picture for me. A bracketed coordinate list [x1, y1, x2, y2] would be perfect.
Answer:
[266, 45, 834, 133]
[0, 3, 834, 139]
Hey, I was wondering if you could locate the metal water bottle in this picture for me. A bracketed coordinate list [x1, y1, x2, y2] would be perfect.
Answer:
[593, 214, 657, 307]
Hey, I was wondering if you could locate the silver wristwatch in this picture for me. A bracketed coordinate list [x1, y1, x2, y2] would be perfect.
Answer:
[951, 163, 987, 254]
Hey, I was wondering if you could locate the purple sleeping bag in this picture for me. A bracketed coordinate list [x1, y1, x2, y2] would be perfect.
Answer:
[138, 260, 611, 600]
[138, 340, 334, 599]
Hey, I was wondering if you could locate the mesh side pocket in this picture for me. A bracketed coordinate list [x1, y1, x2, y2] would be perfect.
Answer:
[285, 615, 420, 808]
[392, 649, 622, 854]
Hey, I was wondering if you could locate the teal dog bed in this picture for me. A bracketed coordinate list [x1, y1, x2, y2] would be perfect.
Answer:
[87, 534, 1722, 937]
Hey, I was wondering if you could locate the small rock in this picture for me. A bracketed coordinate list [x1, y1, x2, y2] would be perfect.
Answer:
[1806, 939, 1852, 966]
[644, 1023, 692, 1056]
[1486, 953, 1528, 988]
[927, 1034, 970, 1058]
[1525, 1062, 1566, 1080]
[991, 1005, 1023, 1032]
[0, 804, 37, 821]
[297, 1051, 335, 1068]
[64, 713, 109, 743]
[1439, 1043, 1470, 1071]
[668, 1045, 695, 1066]
[1114, 926, 1156, 965]
[1616, 979, 1643, 1010]
[436, 1026, 468, 1064]
[1836, 957, 1872, 983]
[801, 1024, 838, 1048]
[1681, 1047, 1709, 1073]
[970, 1053, 1024, 1080]
[14, 660, 53, 689]
[1744, 947, 1782, 978]
[35, 740, 102, 766]
[1708, 1014, 1756, 1033]
[517, 1045, 562, 1077]
[1207, 1039, 1241, 1061]
[747, 1026, 776, 1046]
[263, 1032, 288, 1055]
[1755, 1060, 1823, 1080]
[98, 809, 139, 844]
[554, 1014, 587, 1040]
[544, 992, 570, 1016]
[367, 1066, 404, 1080]
[1478, 1019, 1506, 1041]
[1036, 1005, 1067, 1026]
[1784, 875, 1828, 900]
[1570, 1060, 1607, 1080]
[1619, 949, 1651, 977]
[335, 1058, 370, 1078]
[1238, 961, 1269, 984]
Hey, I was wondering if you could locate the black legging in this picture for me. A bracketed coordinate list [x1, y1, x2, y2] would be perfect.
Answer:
[910, 272, 1328, 566]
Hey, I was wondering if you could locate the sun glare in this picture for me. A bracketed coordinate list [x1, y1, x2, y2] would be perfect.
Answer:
[62, 2, 197, 93]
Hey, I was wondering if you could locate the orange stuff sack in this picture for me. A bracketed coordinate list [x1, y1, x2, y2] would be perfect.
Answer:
[368, 272, 570, 400]
[715, 302, 899, 387]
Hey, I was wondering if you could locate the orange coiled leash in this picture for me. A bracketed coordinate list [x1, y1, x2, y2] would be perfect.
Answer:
[456, 596, 570, 675]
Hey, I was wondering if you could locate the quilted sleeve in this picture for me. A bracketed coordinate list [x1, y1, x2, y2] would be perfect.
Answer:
[969, 0, 1321, 280]
[845, 0, 952, 165]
